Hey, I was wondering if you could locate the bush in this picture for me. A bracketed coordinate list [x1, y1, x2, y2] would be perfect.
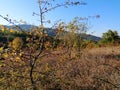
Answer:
[100, 30, 120, 45]
[12, 37, 23, 50]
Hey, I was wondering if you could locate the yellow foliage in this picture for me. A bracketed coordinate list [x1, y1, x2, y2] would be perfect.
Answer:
[1, 29, 4, 32]
[12, 37, 23, 50]
[10, 29, 14, 33]
[45, 63, 51, 72]
[15, 57, 21, 61]
[0, 77, 4, 82]
[0, 47, 3, 51]
[4, 53, 9, 58]
[86, 42, 97, 49]
[19, 52, 23, 56]
[0, 64, 5, 67]
[0, 25, 8, 31]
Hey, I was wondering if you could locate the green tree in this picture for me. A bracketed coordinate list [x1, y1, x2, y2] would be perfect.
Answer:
[101, 30, 119, 44]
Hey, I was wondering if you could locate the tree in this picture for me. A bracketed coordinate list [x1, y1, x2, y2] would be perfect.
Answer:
[56, 17, 87, 58]
[101, 30, 120, 44]
[33, 0, 87, 26]
[0, 0, 87, 90]
[28, 1, 87, 89]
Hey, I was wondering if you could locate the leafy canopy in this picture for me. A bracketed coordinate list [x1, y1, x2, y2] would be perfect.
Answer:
[101, 30, 119, 44]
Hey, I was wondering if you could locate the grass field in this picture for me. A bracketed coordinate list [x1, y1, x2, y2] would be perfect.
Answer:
[0, 46, 120, 90]
[35, 46, 120, 90]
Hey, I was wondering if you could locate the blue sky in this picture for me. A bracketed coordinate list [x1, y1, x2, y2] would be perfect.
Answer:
[0, 0, 120, 37]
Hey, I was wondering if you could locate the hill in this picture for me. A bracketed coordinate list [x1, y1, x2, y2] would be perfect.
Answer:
[4, 24, 101, 41]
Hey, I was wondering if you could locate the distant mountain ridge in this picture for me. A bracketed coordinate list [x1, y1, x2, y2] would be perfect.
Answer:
[4, 24, 101, 41]
[4, 24, 35, 31]
[83, 34, 101, 41]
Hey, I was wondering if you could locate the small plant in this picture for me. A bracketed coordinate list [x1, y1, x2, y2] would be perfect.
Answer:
[12, 37, 23, 50]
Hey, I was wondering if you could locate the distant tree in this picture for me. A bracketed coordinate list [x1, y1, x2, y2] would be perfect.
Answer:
[55, 17, 87, 58]
[101, 30, 120, 44]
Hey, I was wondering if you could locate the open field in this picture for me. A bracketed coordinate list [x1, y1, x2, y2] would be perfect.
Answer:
[33, 46, 120, 90]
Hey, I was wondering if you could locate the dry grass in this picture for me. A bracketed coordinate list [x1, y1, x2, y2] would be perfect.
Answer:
[84, 46, 120, 56]
[82, 46, 120, 60]
[38, 46, 120, 90]
[0, 46, 120, 90]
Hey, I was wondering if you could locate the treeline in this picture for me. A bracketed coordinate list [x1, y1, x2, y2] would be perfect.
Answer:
[0, 25, 120, 49]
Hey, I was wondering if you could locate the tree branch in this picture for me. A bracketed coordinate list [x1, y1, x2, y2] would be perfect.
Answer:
[42, 1, 87, 14]
[0, 14, 25, 32]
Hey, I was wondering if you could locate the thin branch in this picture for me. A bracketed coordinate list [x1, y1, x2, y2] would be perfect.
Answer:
[93, 77, 119, 88]
[0, 14, 25, 32]
[42, 2, 87, 14]
[42, 0, 48, 10]
[33, 12, 40, 16]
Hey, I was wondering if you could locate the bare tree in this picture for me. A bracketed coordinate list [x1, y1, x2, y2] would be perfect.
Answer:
[29, 0, 86, 89]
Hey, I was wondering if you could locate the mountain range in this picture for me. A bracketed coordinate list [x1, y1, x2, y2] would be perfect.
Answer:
[4, 24, 101, 41]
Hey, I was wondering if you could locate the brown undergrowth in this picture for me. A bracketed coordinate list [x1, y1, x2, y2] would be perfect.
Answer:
[35, 46, 120, 90]
[0, 46, 120, 90]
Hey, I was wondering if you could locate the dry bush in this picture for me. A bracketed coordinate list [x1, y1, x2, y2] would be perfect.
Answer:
[32, 46, 120, 90]
[0, 46, 120, 90]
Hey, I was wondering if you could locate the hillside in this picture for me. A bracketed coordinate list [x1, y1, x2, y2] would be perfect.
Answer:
[3, 24, 101, 41]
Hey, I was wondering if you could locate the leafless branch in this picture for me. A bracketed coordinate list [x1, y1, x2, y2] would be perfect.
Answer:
[42, 2, 87, 14]
[93, 77, 119, 88]
[0, 14, 25, 32]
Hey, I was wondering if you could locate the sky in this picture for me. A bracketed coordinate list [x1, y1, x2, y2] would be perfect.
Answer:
[0, 0, 120, 37]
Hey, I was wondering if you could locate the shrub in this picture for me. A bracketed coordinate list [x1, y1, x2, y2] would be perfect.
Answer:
[12, 37, 23, 50]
